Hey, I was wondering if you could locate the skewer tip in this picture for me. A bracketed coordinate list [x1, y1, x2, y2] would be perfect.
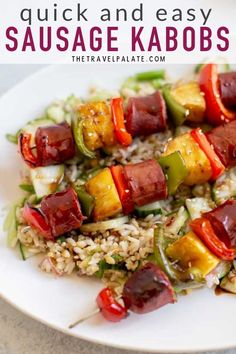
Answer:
[68, 308, 100, 329]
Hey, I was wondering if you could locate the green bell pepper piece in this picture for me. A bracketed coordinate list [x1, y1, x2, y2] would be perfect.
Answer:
[162, 85, 188, 126]
[158, 151, 188, 195]
[153, 227, 180, 281]
[72, 116, 95, 159]
[75, 185, 95, 218]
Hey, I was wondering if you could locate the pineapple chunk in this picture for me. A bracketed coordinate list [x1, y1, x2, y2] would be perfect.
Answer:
[171, 82, 206, 123]
[76, 102, 116, 151]
[85, 168, 122, 221]
[166, 231, 220, 277]
[164, 133, 211, 185]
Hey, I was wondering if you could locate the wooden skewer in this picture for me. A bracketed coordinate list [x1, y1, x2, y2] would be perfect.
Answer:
[68, 295, 123, 329]
[69, 308, 100, 329]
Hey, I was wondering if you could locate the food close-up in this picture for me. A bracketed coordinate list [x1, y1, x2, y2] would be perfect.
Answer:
[4, 63, 236, 326]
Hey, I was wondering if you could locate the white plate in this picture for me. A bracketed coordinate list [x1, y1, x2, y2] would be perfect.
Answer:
[0, 64, 236, 353]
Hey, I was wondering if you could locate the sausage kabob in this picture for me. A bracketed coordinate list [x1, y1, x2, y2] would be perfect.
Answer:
[163, 63, 236, 127]
[21, 118, 236, 226]
[18, 63, 236, 166]
[18, 62, 236, 203]
[15, 64, 236, 323]
[19, 118, 236, 244]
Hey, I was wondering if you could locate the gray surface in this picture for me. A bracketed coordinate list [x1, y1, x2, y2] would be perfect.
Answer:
[0, 65, 235, 354]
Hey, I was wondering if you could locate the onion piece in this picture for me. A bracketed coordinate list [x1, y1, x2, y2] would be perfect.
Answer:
[80, 216, 129, 233]
[30, 165, 64, 198]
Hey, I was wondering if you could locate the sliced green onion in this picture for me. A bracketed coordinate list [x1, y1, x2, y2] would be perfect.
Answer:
[135, 70, 165, 82]
[112, 254, 123, 263]
[153, 227, 180, 281]
[19, 242, 26, 261]
[174, 280, 205, 293]
[6, 133, 18, 144]
[95, 255, 125, 278]
[19, 184, 35, 193]
[165, 206, 189, 235]
[171, 199, 185, 209]
[19, 243, 41, 260]
[81, 166, 103, 180]
[134, 201, 163, 218]
[4, 197, 27, 248]
[57, 236, 67, 244]
[95, 259, 110, 278]
[151, 79, 165, 89]
[4, 204, 18, 247]
[80, 216, 129, 233]
[4, 205, 16, 231]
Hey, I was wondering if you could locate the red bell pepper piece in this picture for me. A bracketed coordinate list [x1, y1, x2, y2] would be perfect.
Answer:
[111, 98, 132, 147]
[22, 204, 52, 240]
[110, 165, 134, 215]
[96, 287, 128, 322]
[199, 64, 236, 125]
[190, 217, 235, 261]
[18, 133, 39, 168]
[191, 128, 225, 180]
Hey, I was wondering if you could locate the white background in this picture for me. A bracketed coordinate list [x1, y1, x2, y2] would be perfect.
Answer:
[0, 0, 235, 63]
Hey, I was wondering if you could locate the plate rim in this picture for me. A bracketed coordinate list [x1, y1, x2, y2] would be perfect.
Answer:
[2, 289, 236, 354]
